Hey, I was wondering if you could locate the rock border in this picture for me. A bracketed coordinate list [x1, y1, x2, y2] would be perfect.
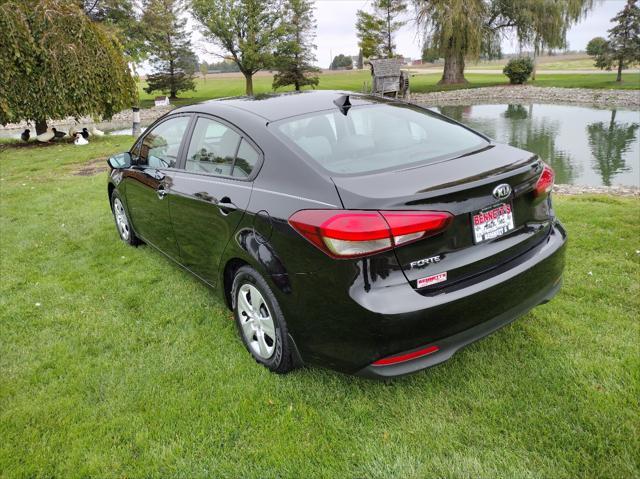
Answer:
[553, 184, 639, 197]
[412, 85, 640, 109]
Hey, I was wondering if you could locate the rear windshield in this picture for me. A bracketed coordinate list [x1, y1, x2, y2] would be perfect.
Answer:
[272, 103, 487, 175]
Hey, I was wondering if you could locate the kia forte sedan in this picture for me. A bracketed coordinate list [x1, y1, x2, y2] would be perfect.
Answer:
[106, 91, 566, 378]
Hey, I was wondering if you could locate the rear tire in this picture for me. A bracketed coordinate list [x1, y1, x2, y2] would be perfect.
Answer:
[231, 266, 294, 374]
[111, 191, 141, 246]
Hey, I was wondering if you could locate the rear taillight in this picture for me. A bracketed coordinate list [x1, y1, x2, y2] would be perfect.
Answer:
[534, 163, 555, 197]
[288, 209, 452, 259]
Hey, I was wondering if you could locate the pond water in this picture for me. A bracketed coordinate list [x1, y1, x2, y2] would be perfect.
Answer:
[430, 103, 640, 187]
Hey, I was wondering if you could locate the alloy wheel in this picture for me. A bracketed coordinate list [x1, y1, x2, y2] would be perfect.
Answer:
[237, 283, 277, 359]
[113, 198, 130, 241]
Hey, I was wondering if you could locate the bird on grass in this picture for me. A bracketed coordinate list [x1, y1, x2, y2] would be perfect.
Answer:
[51, 128, 67, 139]
[21, 129, 30, 142]
[90, 127, 105, 137]
[81, 128, 90, 139]
[36, 130, 55, 143]
[74, 133, 88, 146]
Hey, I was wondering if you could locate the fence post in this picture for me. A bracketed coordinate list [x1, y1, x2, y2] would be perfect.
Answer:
[132, 107, 141, 138]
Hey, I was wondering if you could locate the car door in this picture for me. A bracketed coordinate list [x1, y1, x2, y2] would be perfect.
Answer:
[169, 115, 261, 286]
[124, 114, 192, 259]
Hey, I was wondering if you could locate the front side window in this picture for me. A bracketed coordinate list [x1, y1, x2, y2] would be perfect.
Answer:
[138, 116, 190, 168]
[273, 104, 487, 175]
[186, 117, 260, 178]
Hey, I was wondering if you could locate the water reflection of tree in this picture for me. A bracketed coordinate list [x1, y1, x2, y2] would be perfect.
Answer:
[503, 104, 576, 184]
[587, 110, 638, 186]
[503, 104, 528, 121]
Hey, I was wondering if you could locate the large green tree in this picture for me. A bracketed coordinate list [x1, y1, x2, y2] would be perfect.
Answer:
[142, 0, 196, 99]
[356, 11, 385, 59]
[0, 0, 137, 134]
[192, 0, 283, 95]
[593, 0, 640, 81]
[356, 0, 407, 59]
[414, 0, 594, 85]
[272, 0, 320, 91]
[514, 0, 593, 79]
[83, 0, 146, 64]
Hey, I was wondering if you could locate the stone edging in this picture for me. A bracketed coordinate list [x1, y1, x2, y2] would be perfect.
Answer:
[553, 184, 639, 197]
[412, 85, 640, 109]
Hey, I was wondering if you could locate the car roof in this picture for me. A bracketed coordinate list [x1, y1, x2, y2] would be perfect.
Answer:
[175, 90, 393, 122]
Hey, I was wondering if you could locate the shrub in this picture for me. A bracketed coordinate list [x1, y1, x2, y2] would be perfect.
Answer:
[503, 57, 535, 84]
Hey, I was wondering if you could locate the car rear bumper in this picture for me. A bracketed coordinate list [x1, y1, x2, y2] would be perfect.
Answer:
[285, 221, 567, 376]
[356, 277, 561, 378]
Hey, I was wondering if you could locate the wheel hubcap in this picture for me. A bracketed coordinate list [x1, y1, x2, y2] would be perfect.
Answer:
[113, 198, 130, 241]
[237, 284, 276, 359]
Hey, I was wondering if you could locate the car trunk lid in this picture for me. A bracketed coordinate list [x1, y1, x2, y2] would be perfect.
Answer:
[331, 143, 554, 290]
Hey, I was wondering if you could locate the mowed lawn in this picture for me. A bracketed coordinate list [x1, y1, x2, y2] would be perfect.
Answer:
[1, 137, 639, 478]
[138, 70, 640, 107]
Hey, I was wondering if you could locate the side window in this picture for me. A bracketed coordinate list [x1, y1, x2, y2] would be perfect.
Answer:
[233, 139, 259, 178]
[138, 116, 190, 168]
[186, 118, 241, 176]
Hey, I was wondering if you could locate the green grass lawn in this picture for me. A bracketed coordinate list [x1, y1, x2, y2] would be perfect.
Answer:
[1, 138, 639, 478]
[139, 71, 640, 108]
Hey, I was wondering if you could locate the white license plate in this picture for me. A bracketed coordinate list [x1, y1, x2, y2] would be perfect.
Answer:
[472, 202, 515, 244]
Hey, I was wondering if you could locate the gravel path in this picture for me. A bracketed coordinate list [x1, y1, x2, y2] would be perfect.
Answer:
[412, 86, 640, 109]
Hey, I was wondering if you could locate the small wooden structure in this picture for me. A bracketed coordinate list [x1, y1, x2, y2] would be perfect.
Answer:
[154, 96, 170, 107]
[368, 58, 410, 99]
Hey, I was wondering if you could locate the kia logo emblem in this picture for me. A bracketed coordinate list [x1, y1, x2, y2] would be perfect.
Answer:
[493, 183, 512, 200]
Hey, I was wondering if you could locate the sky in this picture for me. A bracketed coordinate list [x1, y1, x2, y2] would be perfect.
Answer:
[193, 0, 628, 68]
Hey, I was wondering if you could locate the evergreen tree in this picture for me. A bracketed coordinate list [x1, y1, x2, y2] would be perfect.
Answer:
[377, 0, 407, 58]
[599, 0, 640, 81]
[273, 0, 320, 91]
[142, 0, 196, 99]
[356, 0, 407, 59]
[192, 0, 283, 96]
[0, 0, 137, 134]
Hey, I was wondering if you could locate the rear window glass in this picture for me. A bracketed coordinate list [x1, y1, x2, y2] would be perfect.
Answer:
[273, 104, 487, 175]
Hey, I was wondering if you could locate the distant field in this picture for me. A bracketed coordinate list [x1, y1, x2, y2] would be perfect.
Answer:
[460, 55, 599, 71]
[138, 70, 640, 108]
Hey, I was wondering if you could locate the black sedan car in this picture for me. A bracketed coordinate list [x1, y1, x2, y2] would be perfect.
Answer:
[107, 90, 566, 378]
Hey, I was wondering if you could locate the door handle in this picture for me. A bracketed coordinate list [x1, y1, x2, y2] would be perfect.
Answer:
[157, 185, 168, 200]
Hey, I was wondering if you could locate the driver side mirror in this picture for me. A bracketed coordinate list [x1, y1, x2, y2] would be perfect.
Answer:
[107, 152, 132, 169]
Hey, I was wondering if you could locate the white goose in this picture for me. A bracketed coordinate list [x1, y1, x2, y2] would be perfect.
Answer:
[90, 127, 105, 137]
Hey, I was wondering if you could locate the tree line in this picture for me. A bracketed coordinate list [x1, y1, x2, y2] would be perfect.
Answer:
[1, 0, 638, 134]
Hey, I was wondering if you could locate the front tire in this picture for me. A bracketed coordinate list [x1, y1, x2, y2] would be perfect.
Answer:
[111, 191, 141, 246]
[231, 266, 294, 374]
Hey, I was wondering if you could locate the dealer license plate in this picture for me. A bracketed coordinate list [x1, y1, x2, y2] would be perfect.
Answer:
[472, 202, 515, 244]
